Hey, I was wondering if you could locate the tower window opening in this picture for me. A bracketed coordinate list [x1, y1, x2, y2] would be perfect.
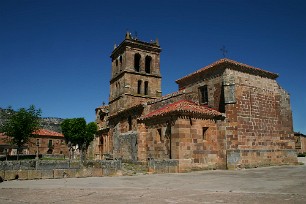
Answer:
[137, 80, 142, 94]
[134, 53, 141, 72]
[144, 81, 149, 95]
[128, 116, 132, 131]
[145, 56, 152, 73]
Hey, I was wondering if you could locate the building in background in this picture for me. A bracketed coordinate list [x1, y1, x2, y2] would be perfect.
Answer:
[295, 132, 306, 154]
[0, 129, 68, 157]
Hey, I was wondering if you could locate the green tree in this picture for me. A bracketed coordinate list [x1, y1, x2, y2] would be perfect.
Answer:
[61, 118, 97, 161]
[0, 105, 41, 159]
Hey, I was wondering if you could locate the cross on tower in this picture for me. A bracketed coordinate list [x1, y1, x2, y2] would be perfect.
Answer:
[220, 45, 228, 58]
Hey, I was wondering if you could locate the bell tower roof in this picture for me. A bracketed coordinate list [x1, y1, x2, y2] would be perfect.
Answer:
[111, 32, 161, 59]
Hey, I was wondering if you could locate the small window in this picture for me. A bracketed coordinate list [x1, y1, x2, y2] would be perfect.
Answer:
[202, 127, 208, 140]
[115, 59, 118, 67]
[119, 55, 122, 64]
[128, 116, 132, 131]
[48, 140, 53, 148]
[145, 56, 152, 73]
[137, 80, 142, 94]
[144, 81, 148, 95]
[134, 53, 141, 72]
[157, 128, 162, 142]
[199, 85, 208, 104]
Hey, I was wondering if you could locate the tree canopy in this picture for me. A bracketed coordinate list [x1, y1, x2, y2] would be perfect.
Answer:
[0, 105, 41, 153]
[61, 118, 97, 159]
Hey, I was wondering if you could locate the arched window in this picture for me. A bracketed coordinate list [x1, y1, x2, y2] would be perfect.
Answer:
[145, 56, 152, 73]
[134, 53, 141, 72]
[144, 81, 149, 95]
[137, 80, 142, 94]
[115, 59, 118, 67]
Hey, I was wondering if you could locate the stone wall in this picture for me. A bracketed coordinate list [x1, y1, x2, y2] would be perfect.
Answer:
[144, 120, 172, 160]
[171, 117, 226, 170]
[148, 159, 179, 173]
[113, 130, 138, 162]
[223, 69, 294, 149]
[0, 160, 121, 180]
[227, 149, 297, 169]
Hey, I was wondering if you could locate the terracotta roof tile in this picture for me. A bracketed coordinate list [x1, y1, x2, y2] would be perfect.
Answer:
[176, 58, 278, 85]
[0, 129, 64, 146]
[33, 129, 64, 137]
[140, 100, 222, 120]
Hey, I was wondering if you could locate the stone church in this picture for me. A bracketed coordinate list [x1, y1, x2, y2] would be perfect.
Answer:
[93, 32, 297, 171]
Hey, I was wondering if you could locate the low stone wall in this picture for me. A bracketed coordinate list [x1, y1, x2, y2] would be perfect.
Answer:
[227, 149, 298, 169]
[148, 159, 179, 173]
[0, 160, 121, 181]
[148, 158, 227, 173]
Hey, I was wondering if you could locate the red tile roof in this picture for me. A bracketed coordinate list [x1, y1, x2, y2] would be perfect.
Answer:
[33, 129, 64, 137]
[140, 100, 222, 120]
[176, 58, 278, 85]
[0, 129, 64, 146]
[0, 133, 9, 145]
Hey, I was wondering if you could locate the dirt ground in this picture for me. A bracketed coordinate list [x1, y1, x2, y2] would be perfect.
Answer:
[0, 158, 305, 204]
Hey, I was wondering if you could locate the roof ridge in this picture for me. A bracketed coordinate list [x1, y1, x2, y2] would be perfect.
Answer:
[140, 99, 222, 120]
[176, 58, 278, 84]
[147, 89, 186, 105]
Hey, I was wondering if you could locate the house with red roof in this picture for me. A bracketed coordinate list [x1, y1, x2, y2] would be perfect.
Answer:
[94, 33, 297, 170]
[295, 132, 306, 154]
[0, 129, 69, 157]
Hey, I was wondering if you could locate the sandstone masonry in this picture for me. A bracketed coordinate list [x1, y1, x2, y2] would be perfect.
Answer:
[93, 33, 297, 171]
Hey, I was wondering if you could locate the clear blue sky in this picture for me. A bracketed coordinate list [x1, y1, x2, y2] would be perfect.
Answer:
[0, 0, 305, 133]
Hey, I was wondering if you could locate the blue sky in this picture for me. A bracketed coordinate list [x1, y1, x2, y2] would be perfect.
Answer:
[0, 0, 305, 133]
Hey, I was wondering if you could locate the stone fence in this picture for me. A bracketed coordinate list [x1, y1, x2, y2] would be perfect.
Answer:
[0, 160, 121, 181]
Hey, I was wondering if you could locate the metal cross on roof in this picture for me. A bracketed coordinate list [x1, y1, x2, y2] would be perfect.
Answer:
[220, 45, 228, 58]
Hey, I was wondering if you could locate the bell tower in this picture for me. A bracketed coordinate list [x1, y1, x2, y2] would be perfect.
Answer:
[109, 32, 162, 115]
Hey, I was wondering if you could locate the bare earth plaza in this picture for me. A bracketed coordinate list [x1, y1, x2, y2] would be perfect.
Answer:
[0, 158, 306, 203]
